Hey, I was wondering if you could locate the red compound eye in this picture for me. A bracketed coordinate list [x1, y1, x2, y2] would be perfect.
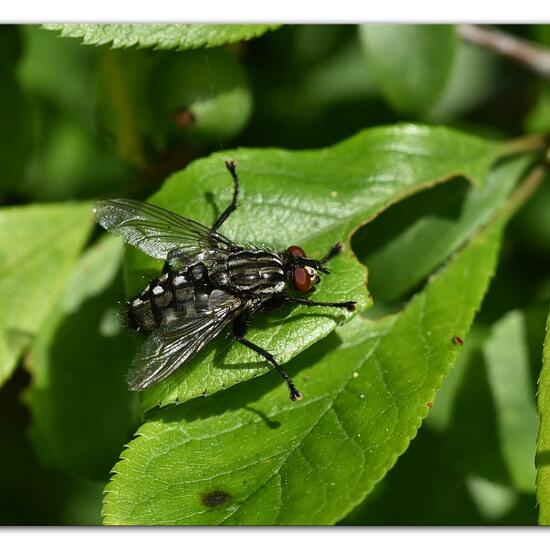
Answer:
[287, 245, 306, 258]
[293, 266, 313, 293]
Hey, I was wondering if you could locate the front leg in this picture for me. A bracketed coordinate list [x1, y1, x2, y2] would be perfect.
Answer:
[320, 242, 344, 265]
[233, 310, 302, 402]
[286, 296, 357, 311]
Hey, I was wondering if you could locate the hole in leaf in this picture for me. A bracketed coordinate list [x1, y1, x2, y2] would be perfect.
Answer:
[352, 177, 471, 307]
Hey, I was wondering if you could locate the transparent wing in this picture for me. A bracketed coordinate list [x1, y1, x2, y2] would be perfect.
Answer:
[93, 198, 234, 260]
[127, 291, 244, 390]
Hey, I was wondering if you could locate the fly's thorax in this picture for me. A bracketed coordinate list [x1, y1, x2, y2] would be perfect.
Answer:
[223, 250, 286, 295]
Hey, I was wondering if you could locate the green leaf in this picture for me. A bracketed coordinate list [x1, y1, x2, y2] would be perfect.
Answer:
[103, 197, 506, 525]
[0, 203, 94, 387]
[340, 425, 536, 525]
[537, 306, 550, 524]
[298, 33, 378, 109]
[444, 324, 513, 486]
[0, 26, 33, 192]
[512, 174, 550, 255]
[151, 48, 252, 145]
[525, 85, 550, 134]
[427, 40, 498, 122]
[95, 48, 158, 169]
[484, 310, 539, 492]
[357, 155, 531, 303]
[524, 25, 550, 135]
[127, 124, 502, 410]
[424, 304, 545, 499]
[18, 25, 97, 124]
[16, 26, 132, 201]
[24, 236, 140, 480]
[426, 324, 488, 433]
[44, 24, 280, 51]
[359, 24, 457, 114]
[20, 116, 132, 201]
[434, 307, 546, 494]
[96, 46, 252, 169]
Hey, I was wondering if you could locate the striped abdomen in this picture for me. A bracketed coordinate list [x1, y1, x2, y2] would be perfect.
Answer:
[127, 268, 238, 331]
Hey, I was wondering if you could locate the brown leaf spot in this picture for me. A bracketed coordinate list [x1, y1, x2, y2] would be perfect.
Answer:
[453, 335, 464, 345]
[173, 108, 196, 129]
[202, 489, 231, 508]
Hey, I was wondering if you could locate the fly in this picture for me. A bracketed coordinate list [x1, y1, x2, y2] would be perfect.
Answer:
[93, 160, 356, 401]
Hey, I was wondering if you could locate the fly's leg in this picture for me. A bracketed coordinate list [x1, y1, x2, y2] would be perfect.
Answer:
[314, 242, 345, 275]
[233, 313, 302, 402]
[164, 159, 239, 272]
[285, 297, 357, 311]
[321, 242, 344, 264]
[236, 337, 303, 402]
[211, 159, 240, 233]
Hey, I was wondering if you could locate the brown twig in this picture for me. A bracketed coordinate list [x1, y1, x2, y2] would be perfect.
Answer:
[501, 133, 550, 157]
[458, 24, 550, 80]
[501, 149, 550, 222]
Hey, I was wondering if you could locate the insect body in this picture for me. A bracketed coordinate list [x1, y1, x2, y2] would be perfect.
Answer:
[93, 161, 356, 401]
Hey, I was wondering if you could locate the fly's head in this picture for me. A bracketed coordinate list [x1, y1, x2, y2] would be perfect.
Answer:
[283, 242, 344, 293]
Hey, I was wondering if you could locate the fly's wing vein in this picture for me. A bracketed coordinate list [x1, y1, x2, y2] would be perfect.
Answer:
[127, 293, 244, 390]
[92, 198, 234, 260]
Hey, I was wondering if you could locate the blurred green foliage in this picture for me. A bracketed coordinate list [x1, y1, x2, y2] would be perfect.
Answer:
[359, 25, 457, 115]
[0, 23, 549, 526]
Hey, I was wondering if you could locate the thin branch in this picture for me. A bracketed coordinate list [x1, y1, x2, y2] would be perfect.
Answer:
[458, 24, 550, 80]
[501, 134, 550, 157]
[501, 160, 547, 221]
